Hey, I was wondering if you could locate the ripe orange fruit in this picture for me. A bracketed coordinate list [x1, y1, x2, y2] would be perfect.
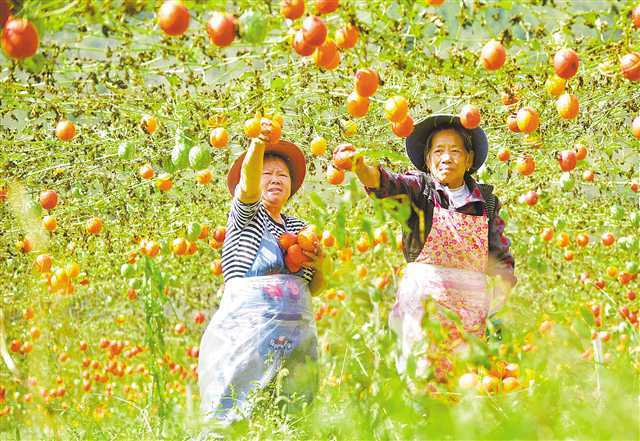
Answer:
[302, 15, 327, 47]
[139, 164, 155, 180]
[582, 170, 595, 182]
[156, 173, 173, 192]
[633, 5, 640, 28]
[332, 143, 356, 170]
[35, 254, 52, 273]
[392, 114, 414, 138]
[213, 226, 226, 243]
[264, 118, 282, 143]
[207, 12, 237, 47]
[556, 232, 570, 248]
[298, 227, 319, 251]
[17, 237, 33, 253]
[39, 190, 58, 210]
[384, 96, 409, 122]
[196, 169, 213, 185]
[145, 240, 161, 257]
[540, 227, 554, 242]
[281, 0, 305, 20]
[426, 0, 445, 4]
[335, 23, 358, 49]
[315, 0, 339, 14]
[157, 1, 190, 37]
[356, 234, 371, 253]
[354, 68, 379, 97]
[556, 93, 579, 119]
[310, 136, 327, 156]
[459, 104, 481, 129]
[172, 238, 187, 256]
[554, 48, 579, 79]
[321, 230, 335, 248]
[244, 117, 261, 138]
[574, 143, 587, 160]
[516, 107, 539, 133]
[327, 165, 345, 185]
[575, 233, 589, 247]
[278, 232, 298, 250]
[515, 156, 535, 176]
[314, 39, 338, 69]
[346, 91, 370, 118]
[292, 29, 314, 56]
[86, 217, 103, 235]
[497, 148, 510, 162]
[186, 241, 197, 256]
[601, 232, 615, 247]
[42, 215, 57, 232]
[373, 227, 389, 245]
[1, 17, 39, 59]
[140, 115, 158, 134]
[209, 127, 229, 148]
[55, 120, 76, 141]
[620, 52, 640, 81]
[480, 40, 506, 71]
[563, 250, 574, 261]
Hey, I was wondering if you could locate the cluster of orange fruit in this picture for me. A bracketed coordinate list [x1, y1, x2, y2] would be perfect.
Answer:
[458, 361, 522, 394]
[278, 226, 320, 273]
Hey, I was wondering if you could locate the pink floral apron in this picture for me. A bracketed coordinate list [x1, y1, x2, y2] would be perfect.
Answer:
[389, 196, 489, 376]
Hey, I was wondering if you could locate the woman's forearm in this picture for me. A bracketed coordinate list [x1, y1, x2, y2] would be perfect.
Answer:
[309, 269, 324, 295]
[238, 139, 266, 203]
[354, 157, 381, 188]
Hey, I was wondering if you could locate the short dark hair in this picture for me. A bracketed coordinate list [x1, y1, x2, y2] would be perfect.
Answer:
[423, 123, 474, 163]
[264, 152, 292, 177]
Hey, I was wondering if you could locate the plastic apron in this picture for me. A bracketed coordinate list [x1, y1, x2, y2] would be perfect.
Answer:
[389, 195, 489, 375]
[198, 227, 318, 425]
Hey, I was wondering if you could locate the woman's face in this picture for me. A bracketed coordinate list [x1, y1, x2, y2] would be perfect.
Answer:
[261, 156, 292, 209]
[425, 128, 474, 188]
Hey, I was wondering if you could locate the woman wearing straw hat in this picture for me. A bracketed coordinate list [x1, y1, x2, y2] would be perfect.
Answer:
[198, 121, 323, 424]
[345, 114, 516, 379]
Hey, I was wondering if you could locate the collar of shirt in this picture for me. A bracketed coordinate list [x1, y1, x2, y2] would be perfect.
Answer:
[426, 174, 486, 207]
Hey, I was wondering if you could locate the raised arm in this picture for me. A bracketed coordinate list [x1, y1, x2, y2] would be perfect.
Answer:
[237, 121, 273, 203]
[353, 155, 381, 188]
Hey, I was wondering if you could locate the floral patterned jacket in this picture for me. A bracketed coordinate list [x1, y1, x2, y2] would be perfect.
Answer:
[366, 165, 516, 286]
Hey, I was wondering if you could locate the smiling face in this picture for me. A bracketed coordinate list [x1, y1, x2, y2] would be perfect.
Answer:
[261, 155, 292, 210]
[425, 128, 474, 188]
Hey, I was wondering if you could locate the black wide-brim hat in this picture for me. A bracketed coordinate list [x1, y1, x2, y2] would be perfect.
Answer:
[405, 114, 488, 174]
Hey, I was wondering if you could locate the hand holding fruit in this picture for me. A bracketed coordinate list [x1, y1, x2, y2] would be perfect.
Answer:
[279, 226, 322, 273]
[332, 143, 357, 171]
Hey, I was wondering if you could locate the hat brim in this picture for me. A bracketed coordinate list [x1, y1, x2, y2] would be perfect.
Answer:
[405, 114, 488, 174]
[227, 140, 307, 197]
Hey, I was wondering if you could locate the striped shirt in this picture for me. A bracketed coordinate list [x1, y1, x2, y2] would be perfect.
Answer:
[221, 197, 315, 284]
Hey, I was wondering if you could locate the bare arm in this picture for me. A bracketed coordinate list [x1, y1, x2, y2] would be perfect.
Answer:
[237, 122, 273, 203]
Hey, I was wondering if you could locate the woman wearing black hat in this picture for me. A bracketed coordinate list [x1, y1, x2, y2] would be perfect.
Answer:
[347, 114, 516, 378]
[198, 122, 323, 425]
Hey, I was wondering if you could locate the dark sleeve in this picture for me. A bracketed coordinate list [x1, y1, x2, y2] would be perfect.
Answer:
[365, 165, 424, 201]
[486, 196, 517, 286]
